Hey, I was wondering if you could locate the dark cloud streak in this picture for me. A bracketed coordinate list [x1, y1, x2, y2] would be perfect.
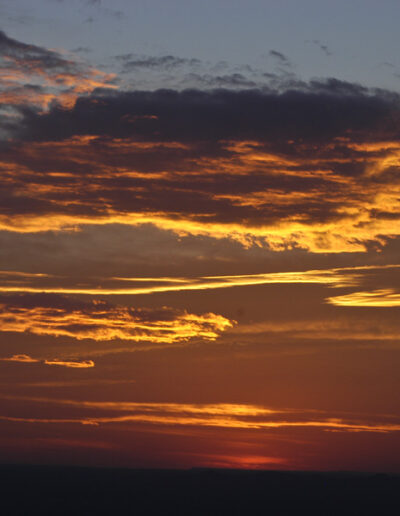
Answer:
[17, 83, 400, 144]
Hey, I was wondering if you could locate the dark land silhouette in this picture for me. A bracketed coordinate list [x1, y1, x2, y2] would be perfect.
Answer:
[0, 465, 399, 515]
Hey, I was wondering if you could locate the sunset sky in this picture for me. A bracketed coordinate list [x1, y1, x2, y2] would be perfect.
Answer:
[1, 0, 400, 472]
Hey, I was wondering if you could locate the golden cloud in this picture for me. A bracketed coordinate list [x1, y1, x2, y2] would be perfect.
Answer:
[0, 354, 39, 363]
[0, 295, 233, 342]
[0, 265, 383, 297]
[43, 359, 95, 368]
[0, 354, 95, 368]
[2, 397, 400, 434]
[327, 289, 400, 307]
[1, 134, 400, 252]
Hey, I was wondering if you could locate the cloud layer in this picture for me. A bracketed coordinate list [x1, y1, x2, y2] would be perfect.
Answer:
[0, 46, 399, 252]
[2, 396, 400, 434]
[0, 264, 396, 296]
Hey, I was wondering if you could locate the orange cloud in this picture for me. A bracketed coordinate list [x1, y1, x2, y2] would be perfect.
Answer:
[1, 135, 400, 253]
[43, 359, 95, 369]
[1, 265, 397, 297]
[0, 354, 95, 368]
[230, 318, 400, 342]
[2, 33, 400, 254]
[327, 289, 400, 307]
[0, 354, 39, 363]
[0, 30, 116, 114]
[1, 398, 400, 434]
[0, 295, 233, 342]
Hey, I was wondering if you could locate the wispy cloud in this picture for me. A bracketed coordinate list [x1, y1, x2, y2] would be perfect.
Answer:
[327, 289, 400, 307]
[229, 317, 400, 342]
[0, 354, 95, 368]
[119, 54, 201, 72]
[1, 265, 397, 297]
[2, 397, 400, 434]
[269, 50, 292, 67]
[0, 29, 115, 114]
[0, 354, 38, 363]
[44, 359, 95, 368]
[306, 40, 332, 56]
[0, 294, 233, 342]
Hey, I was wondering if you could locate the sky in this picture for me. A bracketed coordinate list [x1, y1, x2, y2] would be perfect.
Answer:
[0, 0, 400, 472]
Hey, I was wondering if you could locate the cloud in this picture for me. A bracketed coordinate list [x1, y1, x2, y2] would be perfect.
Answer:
[0, 265, 378, 296]
[269, 50, 291, 66]
[0, 293, 233, 342]
[183, 72, 257, 88]
[72, 47, 91, 54]
[21, 84, 395, 143]
[229, 317, 400, 342]
[0, 354, 94, 368]
[0, 265, 396, 297]
[120, 55, 201, 72]
[327, 289, 400, 307]
[0, 29, 75, 72]
[2, 397, 400, 434]
[0, 82, 398, 252]
[0, 145, 398, 250]
[0, 270, 50, 278]
[44, 359, 95, 368]
[307, 40, 332, 56]
[0, 30, 115, 114]
[2, 32, 400, 253]
[0, 354, 38, 363]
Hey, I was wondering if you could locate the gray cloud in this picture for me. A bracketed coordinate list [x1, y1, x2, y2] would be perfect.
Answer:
[120, 55, 202, 72]
[0, 29, 75, 73]
[269, 50, 291, 67]
[307, 40, 332, 57]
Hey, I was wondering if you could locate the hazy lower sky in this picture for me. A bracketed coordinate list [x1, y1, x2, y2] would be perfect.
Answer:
[1, 0, 400, 472]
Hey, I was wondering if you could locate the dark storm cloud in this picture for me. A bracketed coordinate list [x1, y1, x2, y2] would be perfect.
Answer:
[17, 83, 400, 143]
